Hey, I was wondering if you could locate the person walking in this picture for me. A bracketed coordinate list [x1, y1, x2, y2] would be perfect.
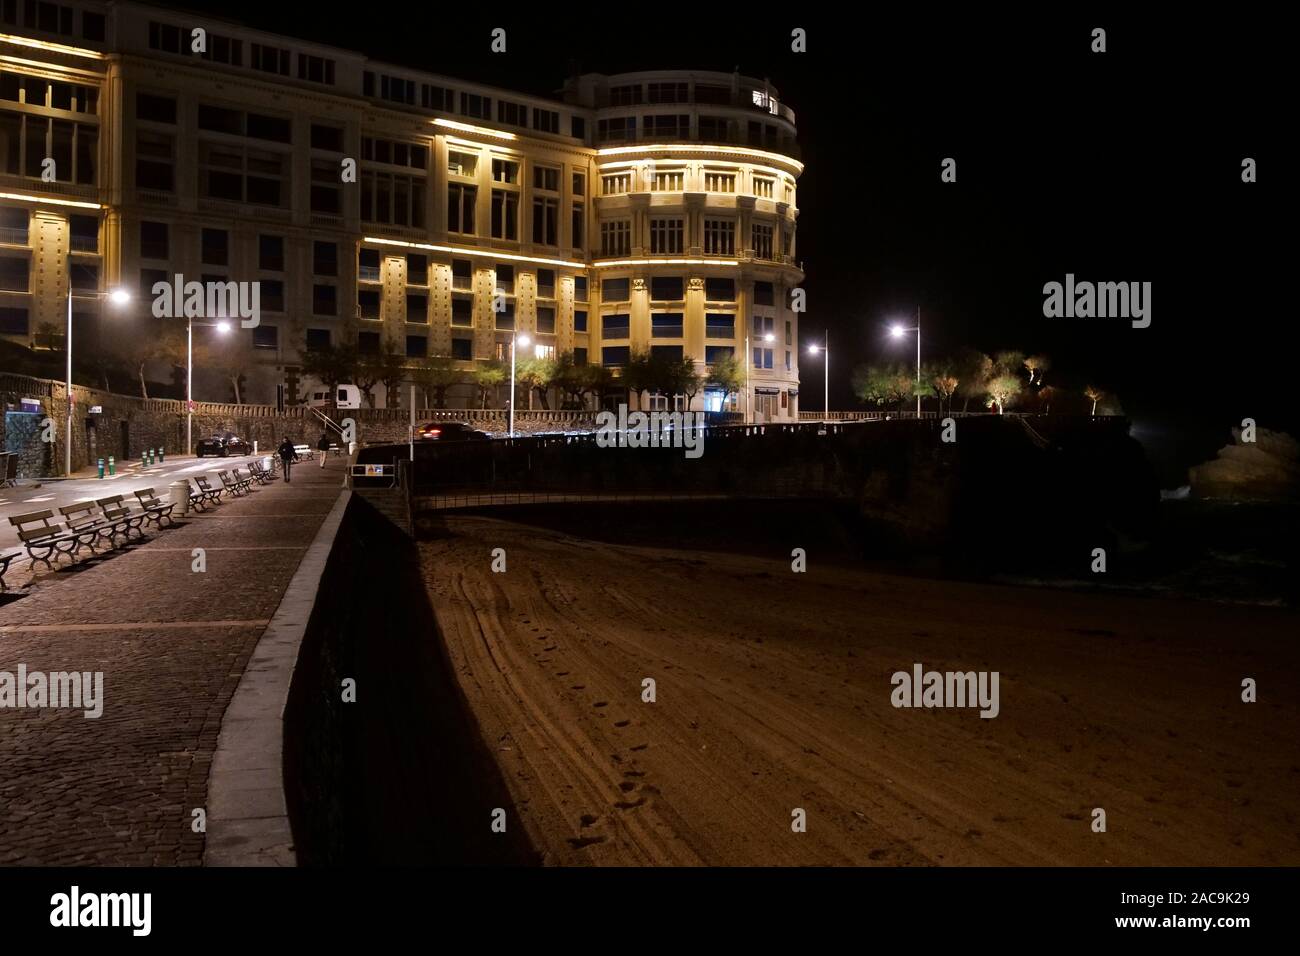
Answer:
[277, 437, 298, 482]
[317, 431, 331, 468]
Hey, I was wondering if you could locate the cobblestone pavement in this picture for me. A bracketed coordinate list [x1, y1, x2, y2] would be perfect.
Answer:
[0, 458, 345, 865]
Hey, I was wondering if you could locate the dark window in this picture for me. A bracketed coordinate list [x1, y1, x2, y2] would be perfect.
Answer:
[705, 345, 734, 363]
[252, 325, 278, 349]
[536, 306, 555, 334]
[573, 347, 587, 365]
[405, 334, 426, 358]
[0, 256, 29, 291]
[753, 281, 775, 306]
[650, 276, 683, 300]
[357, 289, 380, 319]
[451, 297, 473, 326]
[406, 253, 428, 285]
[602, 313, 629, 338]
[201, 228, 228, 265]
[451, 336, 472, 360]
[494, 301, 514, 330]
[536, 268, 555, 297]
[313, 241, 337, 276]
[246, 113, 291, 143]
[706, 277, 736, 301]
[495, 264, 514, 293]
[451, 258, 473, 289]
[570, 116, 585, 139]
[258, 235, 284, 271]
[68, 214, 96, 250]
[706, 313, 735, 337]
[312, 284, 336, 315]
[81, 11, 105, 41]
[357, 331, 380, 354]
[574, 309, 587, 332]
[136, 92, 176, 124]
[198, 104, 242, 135]
[310, 123, 344, 152]
[135, 131, 173, 190]
[260, 280, 284, 311]
[305, 328, 331, 351]
[0, 305, 28, 334]
[406, 293, 427, 323]
[601, 345, 629, 366]
[139, 221, 168, 259]
[601, 277, 629, 301]
[651, 313, 683, 338]
[650, 344, 682, 361]
[139, 267, 167, 297]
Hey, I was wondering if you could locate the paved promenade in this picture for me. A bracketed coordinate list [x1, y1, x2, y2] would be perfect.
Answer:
[0, 456, 345, 865]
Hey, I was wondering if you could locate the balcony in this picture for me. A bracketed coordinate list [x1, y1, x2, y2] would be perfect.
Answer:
[0, 227, 28, 246]
[358, 265, 381, 282]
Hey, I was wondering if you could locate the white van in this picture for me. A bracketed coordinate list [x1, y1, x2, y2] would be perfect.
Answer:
[305, 384, 361, 409]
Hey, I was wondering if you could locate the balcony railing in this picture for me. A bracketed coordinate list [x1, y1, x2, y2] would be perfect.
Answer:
[0, 227, 28, 246]
[357, 265, 381, 281]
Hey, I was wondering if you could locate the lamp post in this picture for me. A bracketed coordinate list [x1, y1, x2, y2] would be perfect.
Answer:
[186, 318, 232, 455]
[888, 306, 922, 417]
[744, 331, 775, 424]
[807, 330, 829, 418]
[508, 331, 531, 438]
[64, 278, 130, 476]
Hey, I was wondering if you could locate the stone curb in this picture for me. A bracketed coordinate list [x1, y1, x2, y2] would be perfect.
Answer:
[202, 488, 351, 866]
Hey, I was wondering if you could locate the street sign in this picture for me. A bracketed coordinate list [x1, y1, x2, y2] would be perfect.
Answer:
[89, 405, 103, 414]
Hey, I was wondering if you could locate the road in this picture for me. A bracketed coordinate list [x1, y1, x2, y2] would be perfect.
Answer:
[421, 513, 1300, 866]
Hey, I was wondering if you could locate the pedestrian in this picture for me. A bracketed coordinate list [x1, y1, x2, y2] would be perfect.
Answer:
[317, 431, 330, 468]
[277, 437, 297, 482]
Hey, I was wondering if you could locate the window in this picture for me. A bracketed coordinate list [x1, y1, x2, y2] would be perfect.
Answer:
[451, 297, 473, 327]
[451, 259, 472, 290]
[310, 123, 344, 152]
[199, 142, 287, 207]
[298, 54, 336, 86]
[609, 85, 642, 106]
[651, 313, 683, 338]
[201, 229, 228, 265]
[377, 74, 415, 105]
[602, 313, 629, 338]
[570, 116, 585, 139]
[460, 92, 491, 119]
[407, 254, 428, 285]
[574, 309, 587, 332]
[491, 189, 518, 240]
[533, 166, 559, 191]
[698, 117, 729, 142]
[642, 114, 689, 139]
[139, 267, 167, 297]
[753, 281, 774, 306]
[261, 280, 284, 312]
[650, 218, 683, 255]
[199, 32, 243, 67]
[252, 325, 278, 349]
[81, 11, 105, 41]
[406, 293, 427, 323]
[602, 345, 629, 366]
[0, 256, 28, 291]
[358, 289, 380, 320]
[358, 248, 380, 281]
[0, 206, 26, 243]
[601, 277, 629, 301]
[361, 136, 427, 169]
[572, 171, 585, 196]
[492, 158, 518, 184]
[536, 269, 555, 297]
[360, 171, 426, 227]
[536, 306, 555, 334]
[251, 43, 290, 76]
[495, 264, 514, 294]
[785, 319, 792, 345]
[147, 21, 186, 55]
[451, 336, 473, 360]
[650, 344, 682, 362]
[139, 221, 168, 259]
[596, 116, 635, 142]
[406, 334, 427, 358]
[706, 313, 735, 338]
[705, 345, 734, 363]
[422, 83, 454, 111]
[357, 331, 381, 354]
[311, 161, 341, 214]
[752, 223, 774, 259]
[705, 278, 736, 301]
[0, 305, 26, 334]
[533, 109, 559, 134]
[785, 350, 792, 372]
[571, 203, 584, 248]
[259, 235, 284, 271]
[497, 100, 527, 127]
[704, 219, 735, 255]
[312, 284, 336, 315]
[574, 276, 588, 302]
[647, 82, 688, 104]
[447, 183, 476, 234]
[447, 150, 477, 177]
[136, 93, 176, 124]
[313, 241, 337, 276]
[494, 301, 514, 330]
[306, 328, 331, 351]
[532, 196, 557, 245]
[650, 276, 683, 300]
[598, 217, 629, 255]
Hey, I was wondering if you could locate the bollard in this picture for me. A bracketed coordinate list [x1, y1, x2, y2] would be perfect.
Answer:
[108, 456, 115, 476]
[97, 458, 104, 479]
[141, 451, 147, 469]
[148, 448, 155, 465]
[158, 447, 165, 463]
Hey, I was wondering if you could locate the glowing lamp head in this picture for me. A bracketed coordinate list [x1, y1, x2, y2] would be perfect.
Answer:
[517, 334, 531, 348]
[107, 288, 131, 306]
[216, 320, 232, 334]
[763, 333, 775, 343]
[889, 324, 905, 339]
[807, 344, 821, 354]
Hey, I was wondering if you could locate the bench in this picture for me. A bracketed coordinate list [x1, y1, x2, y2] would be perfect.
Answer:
[8, 510, 87, 569]
[193, 477, 224, 506]
[232, 466, 259, 491]
[247, 459, 275, 484]
[217, 469, 252, 496]
[95, 495, 148, 540]
[133, 488, 177, 527]
[59, 500, 128, 551]
[0, 549, 19, 588]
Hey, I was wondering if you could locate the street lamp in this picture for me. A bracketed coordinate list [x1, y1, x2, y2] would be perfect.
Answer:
[508, 332, 531, 438]
[888, 306, 922, 417]
[743, 331, 775, 424]
[186, 318, 232, 456]
[807, 330, 829, 418]
[65, 277, 130, 476]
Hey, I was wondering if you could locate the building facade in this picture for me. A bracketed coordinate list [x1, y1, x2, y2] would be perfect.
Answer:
[0, 1, 802, 418]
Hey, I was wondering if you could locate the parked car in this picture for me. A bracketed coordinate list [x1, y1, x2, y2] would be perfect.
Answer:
[304, 384, 361, 410]
[196, 433, 251, 457]
[414, 422, 490, 442]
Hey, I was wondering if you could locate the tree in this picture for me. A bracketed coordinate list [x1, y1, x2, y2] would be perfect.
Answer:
[852, 363, 912, 412]
[515, 355, 558, 409]
[621, 350, 654, 409]
[553, 351, 587, 408]
[300, 338, 358, 412]
[669, 357, 704, 409]
[705, 352, 743, 410]
[1084, 385, 1102, 417]
[1024, 354, 1051, 388]
[577, 362, 612, 406]
[985, 375, 1022, 414]
[375, 338, 408, 409]
[473, 360, 506, 409]
[992, 350, 1026, 380]
[353, 348, 383, 408]
[410, 355, 461, 409]
[928, 362, 959, 416]
[952, 349, 992, 413]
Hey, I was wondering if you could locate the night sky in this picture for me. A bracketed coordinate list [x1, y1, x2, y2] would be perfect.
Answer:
[173, 4, 1284, 481]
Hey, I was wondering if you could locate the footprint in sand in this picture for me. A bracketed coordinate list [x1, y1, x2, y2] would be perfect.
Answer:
[618, 781, 636, 792]
[570, 684, 585, 690]
[630, 743, 648, 751]
[593, 701, 608, 708]
[614, 797, 646, 810]
[614, 720, 630, 728]
[567, 835, 606, 849]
